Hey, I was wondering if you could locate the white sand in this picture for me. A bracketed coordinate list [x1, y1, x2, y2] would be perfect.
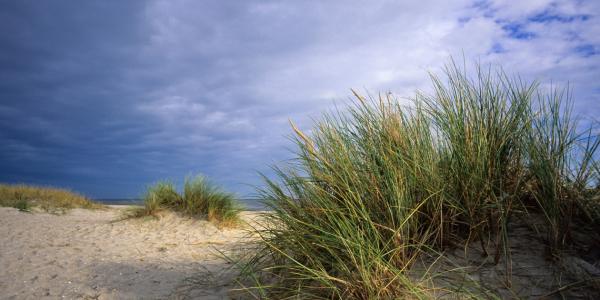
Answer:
[2, 206, 598, 299]
[0, 206, 259, 300]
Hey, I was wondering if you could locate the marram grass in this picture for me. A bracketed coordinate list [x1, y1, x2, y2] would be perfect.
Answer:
[0, 183, 104, 212]
[222, 59, 600, 299]
[125, 174, 242, 228]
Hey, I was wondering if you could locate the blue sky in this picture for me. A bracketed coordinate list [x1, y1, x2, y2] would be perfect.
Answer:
[1, 0, 599, 199]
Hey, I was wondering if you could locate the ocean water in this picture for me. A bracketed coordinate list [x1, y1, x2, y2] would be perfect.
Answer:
[91, 198, 268, 211]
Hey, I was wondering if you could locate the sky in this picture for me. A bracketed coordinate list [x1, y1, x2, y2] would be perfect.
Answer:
[1, 0, 599, 199]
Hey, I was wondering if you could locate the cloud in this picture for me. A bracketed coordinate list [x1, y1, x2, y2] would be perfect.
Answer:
[0, 0, 598, 198]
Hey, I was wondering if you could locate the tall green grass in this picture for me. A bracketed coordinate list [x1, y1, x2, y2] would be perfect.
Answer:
[126, 174, 242, 228]
[0, 183, 103, 212]
[230, 59, 600, 299]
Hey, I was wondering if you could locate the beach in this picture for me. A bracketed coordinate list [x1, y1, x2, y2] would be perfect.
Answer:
[2, 205, 600, 299]
[0, 206, 259, 299]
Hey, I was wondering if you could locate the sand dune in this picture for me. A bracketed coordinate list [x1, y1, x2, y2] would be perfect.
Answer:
[3, 206, 599, 299]
[0, 206, 258, 299]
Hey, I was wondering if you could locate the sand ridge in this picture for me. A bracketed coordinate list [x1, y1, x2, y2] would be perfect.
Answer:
[0, 206, 259, 299]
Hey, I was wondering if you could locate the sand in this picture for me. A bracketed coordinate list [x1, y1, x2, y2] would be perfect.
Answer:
[0, 206, 259, 300]
[415, 213, 600, 299]
[2, 206, 599, 299]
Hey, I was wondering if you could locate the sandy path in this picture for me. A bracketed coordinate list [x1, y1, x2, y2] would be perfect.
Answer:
[0, 206, 258, 300]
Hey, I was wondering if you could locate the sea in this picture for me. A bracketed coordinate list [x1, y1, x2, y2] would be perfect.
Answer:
[90, 198, 268, 211]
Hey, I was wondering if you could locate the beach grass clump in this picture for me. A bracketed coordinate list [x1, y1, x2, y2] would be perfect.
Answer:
[229, 59, 600, 299]
[0, 183, 103, 212]
[126, 174, 242, 227]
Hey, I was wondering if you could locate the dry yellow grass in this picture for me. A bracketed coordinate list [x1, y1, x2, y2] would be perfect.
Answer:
[0, 183, 105, 212]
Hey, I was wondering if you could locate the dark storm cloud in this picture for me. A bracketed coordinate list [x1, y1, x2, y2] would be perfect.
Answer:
[1, 0, 599, 199]
[0, 1, 163, 196]
[0, 0, 309, 198]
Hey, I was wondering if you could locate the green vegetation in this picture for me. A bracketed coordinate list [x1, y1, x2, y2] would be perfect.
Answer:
[227, 59, 600, 299]
[125, 174, 242, 228]
[0, 183, 104, 213]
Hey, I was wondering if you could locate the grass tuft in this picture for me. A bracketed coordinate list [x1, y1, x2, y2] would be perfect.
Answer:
[225, 58, 600, 299]
[0, 183, 105, 213]
[124, 174, 242, 228]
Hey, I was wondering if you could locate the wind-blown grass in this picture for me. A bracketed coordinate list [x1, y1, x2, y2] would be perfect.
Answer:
[125, 174, 242, 228]
[226, 59, 600, 299]
[0, 183, 103, 213]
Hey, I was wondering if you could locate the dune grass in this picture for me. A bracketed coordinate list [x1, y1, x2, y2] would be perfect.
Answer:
[0, 183, 104, 213]
[125, 174, 242, 228]
[223, 59, 600, 299]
